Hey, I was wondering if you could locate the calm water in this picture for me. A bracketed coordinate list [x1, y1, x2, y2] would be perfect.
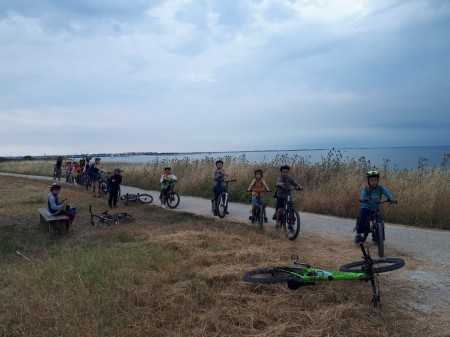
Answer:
[100, 146, 450, 170]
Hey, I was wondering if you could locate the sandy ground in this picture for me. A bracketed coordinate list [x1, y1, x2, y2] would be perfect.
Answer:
[2, 172, 450, 334]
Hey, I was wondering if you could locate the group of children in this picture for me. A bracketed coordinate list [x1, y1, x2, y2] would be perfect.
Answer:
[48, 157, 396, 244]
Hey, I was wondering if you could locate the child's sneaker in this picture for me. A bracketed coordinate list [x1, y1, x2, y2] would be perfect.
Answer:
[264, 217, 268, 223]
[354, 234, 363, 245]
[275, 220, 280, 230]
[161, 204, 166, 209]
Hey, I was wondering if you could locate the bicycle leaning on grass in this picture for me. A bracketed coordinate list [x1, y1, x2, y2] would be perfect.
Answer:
[274, 186, 302, 241]
[355, 199, 397, 258]
[89, 205, 135, 227]
[243, 242, 405, 308]
[120, 192, 153, 206]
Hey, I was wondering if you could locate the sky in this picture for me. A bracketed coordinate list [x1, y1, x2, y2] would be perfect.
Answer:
[1, 0, 450, 157]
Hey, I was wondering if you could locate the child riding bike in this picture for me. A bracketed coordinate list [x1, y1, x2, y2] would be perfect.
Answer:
[273, 165, 303, 228]
[160, 166, 177, 208]
[354, 170, 397, 244]
[247, 169, 271, 223]
[211, 160, 228, 216]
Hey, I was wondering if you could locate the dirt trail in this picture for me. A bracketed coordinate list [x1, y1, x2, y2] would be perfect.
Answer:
[2, 172, 450, 334]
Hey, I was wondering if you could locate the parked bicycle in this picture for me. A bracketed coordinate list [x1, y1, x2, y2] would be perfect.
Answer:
[244, 242, 405, 308]
[89, 205, 135, 227]
[53, 166, 62, 181]
[355, 199, 397, 258]
[161, 182, 180, 209]
[120, 192, 153, 205]
[215, 179, 237, 218]
[248, 190, 269, 230]
[274, 186, 301, 241]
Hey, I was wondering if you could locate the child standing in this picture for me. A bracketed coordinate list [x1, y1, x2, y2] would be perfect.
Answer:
[160, 166, 177, 208]
[211, 160, 228, 216]
[247, 169, 271, 223]
[273, 165, 303, 227]
[108, 167, 123, 208]
[354, 170, 397, 244]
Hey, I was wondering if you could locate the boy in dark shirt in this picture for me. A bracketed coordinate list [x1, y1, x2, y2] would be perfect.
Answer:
[108, 167, 123, 208]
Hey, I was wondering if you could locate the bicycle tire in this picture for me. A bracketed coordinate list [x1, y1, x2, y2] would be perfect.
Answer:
[257, 205, 264, 230]
[376, 221, 385, 258]
[116, 213, 135, 222]
[167, 191, 180, 209]
[244, 268, 297, 284]
[285, 208, 301, 241]
[138, 194, 153, 204]
[339, 258, 405, 274]
[217, 193, 228, 218]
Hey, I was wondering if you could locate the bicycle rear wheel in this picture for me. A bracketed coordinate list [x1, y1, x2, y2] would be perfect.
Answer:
[217, 193, 228, 218]
[100, 181, 108, 196]
[244, 267, 298, 284]
[167, 191, 180, 209]
[138, 194, 153, 204]
[339, 258, 405, 274]
[285, 208, 301, 241]
[375, 221, 385, 258]
[116, 213, 135, 222]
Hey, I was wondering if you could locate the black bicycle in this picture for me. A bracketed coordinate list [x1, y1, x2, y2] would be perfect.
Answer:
[274, 186, 301, 241]
[355, 199, 397, 258]
[216, 179, 237, 218]
[121, 192, 153, 206]
[89, 205, 135, 227]
[65, 168, 74, 185]
[244, 243, 405, 308]
[161, 182, 180, 209]
[53, 166, 62, 180]
[248, 190, 269, 230]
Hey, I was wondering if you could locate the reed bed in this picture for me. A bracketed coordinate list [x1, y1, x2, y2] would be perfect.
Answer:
[0, 176, 441, 337]
[0, 150, 449, 229]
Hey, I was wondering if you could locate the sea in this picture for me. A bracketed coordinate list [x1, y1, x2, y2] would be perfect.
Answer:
[99, 146, 450, 170]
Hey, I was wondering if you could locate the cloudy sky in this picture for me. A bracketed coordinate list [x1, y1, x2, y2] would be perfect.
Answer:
[1, 0, 449, 156]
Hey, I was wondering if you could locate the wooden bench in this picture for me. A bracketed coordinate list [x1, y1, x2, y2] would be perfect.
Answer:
[38, 207, 69, 236]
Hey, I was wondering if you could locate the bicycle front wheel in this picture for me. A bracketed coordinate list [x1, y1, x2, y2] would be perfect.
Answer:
[257, 205, 264, 230]
[244, 268, 297, 284]
[376, 221, 385, 257]
[340, 258, 405, 274]
[217, 193, 228, 218]
[285, 208, 301, 241]
[167, 192, 180, 209]
[100, 181, 108, 196]
[138, 194, 153, 204]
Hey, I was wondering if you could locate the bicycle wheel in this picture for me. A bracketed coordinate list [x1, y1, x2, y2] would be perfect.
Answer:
[138, 194, 153, 204]
[67, 174, 74, 185]
[167, 192, 180, 209]
[339, 258, 405, 274]
[244, 268, 297, 284]
[285, 208, 301, 241]
[100, 181, 108, 196]
[116, 213, 135, 222]
[217, 193, 228, 218]
[257, 205, 264, 230]
[376, 221, 385, 258]
[53, 169, 57, 180]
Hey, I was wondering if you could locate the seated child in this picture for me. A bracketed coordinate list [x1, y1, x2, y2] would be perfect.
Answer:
[47, 183, 76, 231]
[273, 165, 303, 227]
[211, 160, 228, 216]
[160, 166, 177, 208]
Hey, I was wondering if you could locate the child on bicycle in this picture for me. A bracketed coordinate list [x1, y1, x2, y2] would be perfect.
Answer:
[65, 161, 73, 182]
[108, 167, 123, 208]
[47, 183, 76, 232]
[160, 166, 177, 208]
[273, 165, 303, 228]
[247, 169, 271, 223]
[211, 160, 228, 216]
[354, 170, 397, 244]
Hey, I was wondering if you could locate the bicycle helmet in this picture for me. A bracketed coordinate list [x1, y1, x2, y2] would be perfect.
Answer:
[164, 166, 171, 171]
[49, 183, 61, 190]
[254, 169, 263, 177]
[280, 165, 290, 172]
[366, 170, 380, 180]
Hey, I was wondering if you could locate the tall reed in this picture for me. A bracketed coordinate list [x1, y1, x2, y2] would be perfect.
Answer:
[1, 150, 449, 229]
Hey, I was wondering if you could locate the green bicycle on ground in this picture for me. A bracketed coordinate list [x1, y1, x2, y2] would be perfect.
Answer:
[243, 243, 405, 307]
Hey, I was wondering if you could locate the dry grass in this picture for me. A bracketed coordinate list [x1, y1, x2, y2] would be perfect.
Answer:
[0, 176, 448, 337]
[1, 150, 449, 229]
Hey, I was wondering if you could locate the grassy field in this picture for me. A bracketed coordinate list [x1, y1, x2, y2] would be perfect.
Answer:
[1, 150, 449, 229]
[0, 176, 444, 337]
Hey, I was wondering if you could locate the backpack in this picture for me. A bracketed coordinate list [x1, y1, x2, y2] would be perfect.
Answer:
[87, 163, 95, 177]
